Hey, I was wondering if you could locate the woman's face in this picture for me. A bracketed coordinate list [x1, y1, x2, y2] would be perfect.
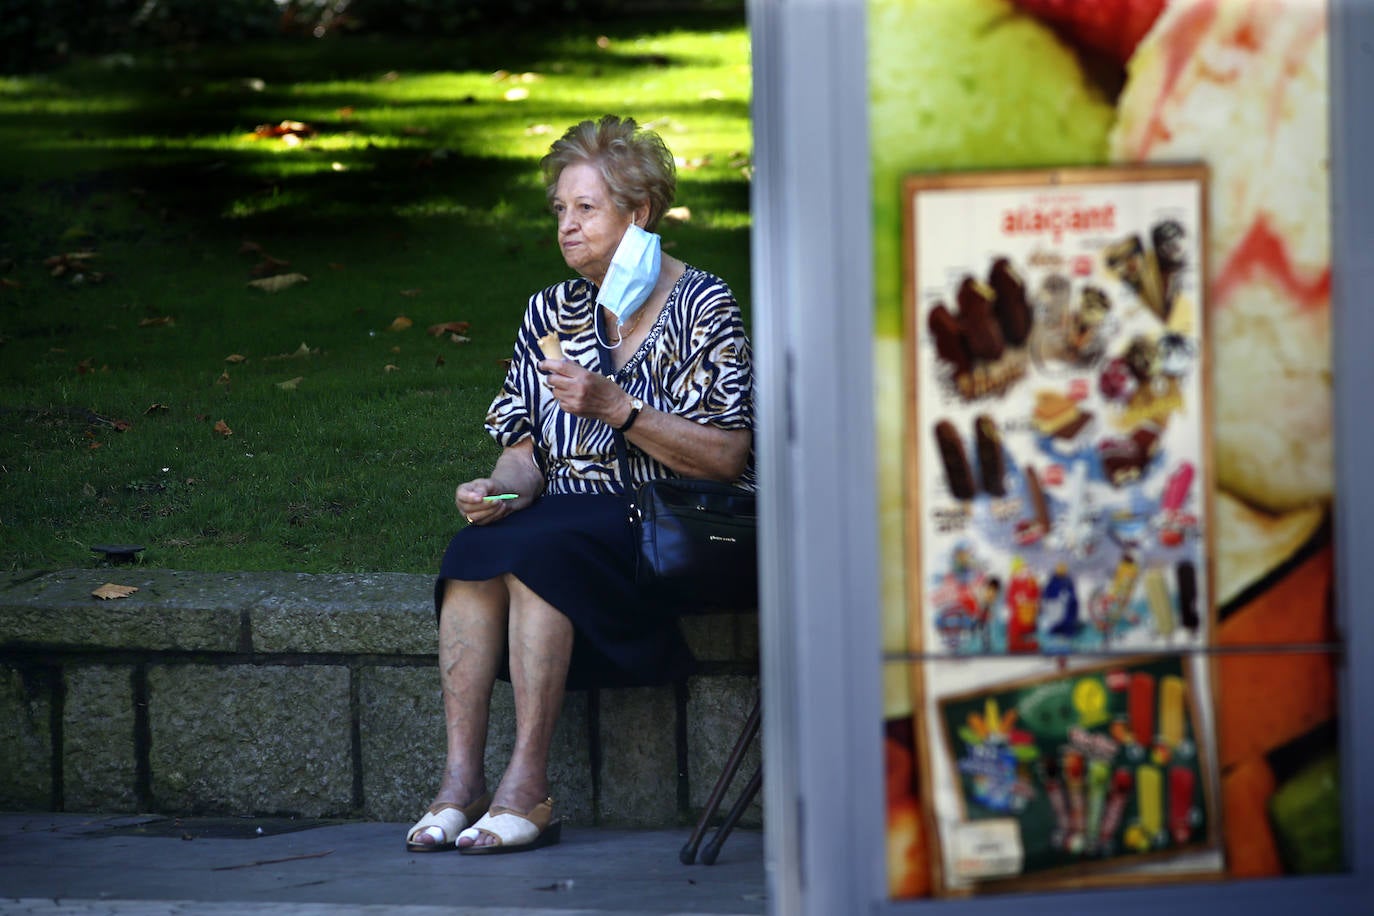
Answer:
[552, 161, 643, 286]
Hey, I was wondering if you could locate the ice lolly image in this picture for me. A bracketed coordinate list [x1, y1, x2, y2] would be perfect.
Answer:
[935, 420, 976, 501]
[1144, 568, 1175, 639]
[537, 330, 564, 360]
[974, 414, 1007, 497]
[1086, 758, 1111, 852]
[1176, 560, 1199, 631]
[1098, 768, 1134, 852]
[1043, 757, 1071, 849]
[1158, 675, 1187, 749]
[1169, 765, 1196, 845]
[1129, 672, 1155, 746]
[1161, 461, 1195, 514]
[1137, 764, 1163, 839]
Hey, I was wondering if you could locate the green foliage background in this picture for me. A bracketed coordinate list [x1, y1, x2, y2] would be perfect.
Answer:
[0, 7, 752, 574]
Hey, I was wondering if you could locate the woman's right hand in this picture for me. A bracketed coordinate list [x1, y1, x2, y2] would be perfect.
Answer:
[455, 440, 545, 525]
[455, 479, 516, 526]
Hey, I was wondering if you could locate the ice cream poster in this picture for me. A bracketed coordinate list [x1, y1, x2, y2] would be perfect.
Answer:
[934, 655, 1216, 886]
[904, 166, 1213, 660]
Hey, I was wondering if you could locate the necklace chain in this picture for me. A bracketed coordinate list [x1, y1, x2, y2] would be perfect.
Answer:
[609, 306, 646, 344]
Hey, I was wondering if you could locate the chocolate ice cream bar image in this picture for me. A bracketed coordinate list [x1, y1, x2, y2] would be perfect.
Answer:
[1151, 219, 1187, 310]
[927, 302, 971, 373]
[1025, 463, 1051, 532]
[934, 419, 976, 501]
[537, 331, 564, 360]
[1151, 219, 1187, 276]
[974, 414, 1006, 497]
[1104, 234, 1166, 320]
[989, 257, 1033, 346]
[955, 276, 1005, 361]
[1176, 560, 1199, 631]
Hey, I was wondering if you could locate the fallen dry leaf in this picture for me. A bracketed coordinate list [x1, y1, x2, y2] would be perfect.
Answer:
[139, 316, 175, 328]
[248, 273, 308, 293]
[250, 120, 316, 141]
[427, 320, 471, 337]
[276, 376, 303, 391]
[664, 206, 692, 223]
[504, 87, 530, 102]
[399, 288, 423, 297]
[144, 403, 169, 415]
[450, 334, 471, 344]
[388, 316, 413, 331]
[225, 354, 247, 363]
[215, 371, 231, 387]
[92, 583, 138, 600]
[213, 419, 233, 437]
[383, 364, 399, 372]
[44, 251, 98, 277]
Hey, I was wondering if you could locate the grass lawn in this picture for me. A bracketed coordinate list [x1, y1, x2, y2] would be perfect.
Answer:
[0, 12, 753, 574]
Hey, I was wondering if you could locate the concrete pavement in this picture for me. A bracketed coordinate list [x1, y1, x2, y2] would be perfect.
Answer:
[0, 813, 767, 915]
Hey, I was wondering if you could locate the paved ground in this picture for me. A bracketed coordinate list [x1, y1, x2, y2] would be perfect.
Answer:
[0, 813, 767, 916]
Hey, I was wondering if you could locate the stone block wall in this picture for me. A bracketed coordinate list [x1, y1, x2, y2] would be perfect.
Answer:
[0, 569, 760, 829]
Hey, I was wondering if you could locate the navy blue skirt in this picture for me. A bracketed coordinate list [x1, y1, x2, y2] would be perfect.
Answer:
[435, 492, 695, 689]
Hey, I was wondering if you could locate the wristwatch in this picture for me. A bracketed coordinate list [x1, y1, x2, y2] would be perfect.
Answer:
[617, 396, 645, 433]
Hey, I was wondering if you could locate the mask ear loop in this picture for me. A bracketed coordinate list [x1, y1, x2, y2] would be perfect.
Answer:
[594, 215, 645, 350]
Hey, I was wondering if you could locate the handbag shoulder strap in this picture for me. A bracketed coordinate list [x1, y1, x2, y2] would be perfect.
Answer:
[611, 430, 638, 516]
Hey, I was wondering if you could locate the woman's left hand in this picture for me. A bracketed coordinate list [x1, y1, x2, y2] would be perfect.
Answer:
[540, 357, 625, 425]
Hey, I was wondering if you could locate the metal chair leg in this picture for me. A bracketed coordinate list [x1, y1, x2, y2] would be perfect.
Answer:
[680, 694, 761, 864]
[700, 763, 762, 865]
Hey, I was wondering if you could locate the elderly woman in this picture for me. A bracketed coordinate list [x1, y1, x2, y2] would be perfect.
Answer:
[405, 115, 755, 854]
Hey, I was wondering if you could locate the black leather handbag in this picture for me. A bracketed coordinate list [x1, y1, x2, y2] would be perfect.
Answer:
[631, 477, 758, 611]
[614, 433, 758, 611]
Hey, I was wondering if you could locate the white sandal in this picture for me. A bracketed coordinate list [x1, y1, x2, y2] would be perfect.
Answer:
[405, 792, 492, 852]
[457, 796, 562, 855]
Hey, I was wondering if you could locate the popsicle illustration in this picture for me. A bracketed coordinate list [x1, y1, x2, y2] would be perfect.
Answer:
[1161, 461, 1195, 513]
[1169, 765, 1195, 845]
[1086, 758, 1111, 853]
[1098, 768, 1134, 852]
[1043, 757, 1071, 849]
[1129, 671, 1155, 746]
[1144, 567, 1175, 638]
[1159, 675, 1187, 748]
[1137, 764, 1163, 839]
[1064, 750, 1087, 852]
[1176, 560, 1199, 631]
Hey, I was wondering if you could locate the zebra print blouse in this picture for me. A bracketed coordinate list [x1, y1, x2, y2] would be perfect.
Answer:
[485, 266, 756, 496]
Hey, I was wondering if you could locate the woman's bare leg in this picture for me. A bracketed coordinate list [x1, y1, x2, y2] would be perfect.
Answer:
[415, 577, 507, 842]
[459, 573, 573, 848]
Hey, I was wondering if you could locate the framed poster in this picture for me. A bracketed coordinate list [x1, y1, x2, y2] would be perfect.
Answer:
[903, 165, 1223, 894]
[904, 165, 1213, 659]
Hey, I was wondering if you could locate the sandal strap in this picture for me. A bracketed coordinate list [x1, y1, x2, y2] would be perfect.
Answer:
[460, 797, 555, 847]
[406, 792, 493, 844]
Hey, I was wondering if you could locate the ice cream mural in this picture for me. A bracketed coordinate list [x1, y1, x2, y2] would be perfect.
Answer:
[871, 0, 1338, 898]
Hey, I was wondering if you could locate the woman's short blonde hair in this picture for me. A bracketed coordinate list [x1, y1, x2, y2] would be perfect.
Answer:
[541, 115, 677, 231]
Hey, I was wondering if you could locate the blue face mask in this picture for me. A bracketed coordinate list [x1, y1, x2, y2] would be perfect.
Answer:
[597, 222, 661, 328]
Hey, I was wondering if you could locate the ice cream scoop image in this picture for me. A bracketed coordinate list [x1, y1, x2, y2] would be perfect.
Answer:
[1110, 0, 1331, 513]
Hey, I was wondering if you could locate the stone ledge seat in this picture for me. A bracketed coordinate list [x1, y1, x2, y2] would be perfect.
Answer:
[0, 568, 760, 829]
